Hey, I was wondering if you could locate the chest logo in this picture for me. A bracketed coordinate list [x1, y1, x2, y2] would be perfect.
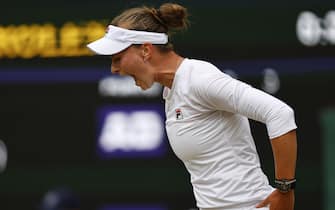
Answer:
[175, 108, 183, 120]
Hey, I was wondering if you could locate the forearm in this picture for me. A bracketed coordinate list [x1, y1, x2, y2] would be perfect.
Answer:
[270, 129, 297, 179]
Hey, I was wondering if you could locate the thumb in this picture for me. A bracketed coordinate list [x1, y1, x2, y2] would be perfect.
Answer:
[256, 198, 270, 208]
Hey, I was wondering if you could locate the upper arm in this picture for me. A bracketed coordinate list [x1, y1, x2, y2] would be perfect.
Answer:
[195, 74, 297, 139]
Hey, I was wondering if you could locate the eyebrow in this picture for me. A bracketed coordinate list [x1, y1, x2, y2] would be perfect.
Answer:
[111, 54, 120, 60]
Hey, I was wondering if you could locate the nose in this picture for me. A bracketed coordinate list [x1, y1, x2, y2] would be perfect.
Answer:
[111, 63, 120, 74]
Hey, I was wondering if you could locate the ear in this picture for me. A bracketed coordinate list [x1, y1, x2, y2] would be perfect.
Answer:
[141, 43, 153, 61]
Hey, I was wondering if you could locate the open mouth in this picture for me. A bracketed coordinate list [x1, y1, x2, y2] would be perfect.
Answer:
[126, 74, 146, 89]
[128, 74, 140, 86]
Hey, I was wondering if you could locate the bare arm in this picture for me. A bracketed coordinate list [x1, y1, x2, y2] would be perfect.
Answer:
[271, 129, 297, 180]
[257, 130, 297, 210]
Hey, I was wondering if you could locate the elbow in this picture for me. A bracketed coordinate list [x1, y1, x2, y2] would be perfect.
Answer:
[282, 105, 295, 122]
[267, 104, 297, 139]
[270, 104, 296, 125]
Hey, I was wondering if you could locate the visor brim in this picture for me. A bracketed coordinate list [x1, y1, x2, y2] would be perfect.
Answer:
[87, 37, 132, 55]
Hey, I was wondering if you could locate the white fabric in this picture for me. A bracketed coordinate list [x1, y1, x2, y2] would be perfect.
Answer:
[87, 25, 168, 55]
[200, 206, 269, 210]
[163, 59, 297, 209]
[200, 203, 269, 210]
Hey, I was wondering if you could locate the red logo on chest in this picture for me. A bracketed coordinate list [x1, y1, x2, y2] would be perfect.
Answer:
[175, 108, 183, 120]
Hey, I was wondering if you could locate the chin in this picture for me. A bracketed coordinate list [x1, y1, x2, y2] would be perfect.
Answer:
[140, 85, 150, 90]
[135, 78, 154, 90]
[137, 81, 152, 90]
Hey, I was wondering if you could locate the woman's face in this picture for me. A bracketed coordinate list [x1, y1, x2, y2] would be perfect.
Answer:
[111, 45, 154, 90]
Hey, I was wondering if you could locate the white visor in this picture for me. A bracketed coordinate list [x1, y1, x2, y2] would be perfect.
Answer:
[87, 25, 169, 55]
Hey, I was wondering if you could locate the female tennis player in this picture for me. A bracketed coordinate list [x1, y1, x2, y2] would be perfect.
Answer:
[87, 3, 297, 210]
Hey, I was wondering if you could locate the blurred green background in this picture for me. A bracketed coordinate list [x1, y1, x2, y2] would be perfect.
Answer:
[0, 0, 335, 210]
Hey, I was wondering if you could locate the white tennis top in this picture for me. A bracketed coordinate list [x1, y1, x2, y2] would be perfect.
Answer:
[163, 59, 297, 209]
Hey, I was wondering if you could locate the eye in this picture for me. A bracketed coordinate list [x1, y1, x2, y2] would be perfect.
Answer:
[112, 56, 121, 64]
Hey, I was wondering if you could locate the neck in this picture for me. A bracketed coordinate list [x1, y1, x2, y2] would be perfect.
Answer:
[153, 51, 184, 89]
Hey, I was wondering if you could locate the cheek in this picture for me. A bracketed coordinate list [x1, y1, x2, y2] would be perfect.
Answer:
[121, 54, 145, 73]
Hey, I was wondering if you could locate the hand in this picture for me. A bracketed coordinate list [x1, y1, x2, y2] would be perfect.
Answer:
[256, 189, 295, 210]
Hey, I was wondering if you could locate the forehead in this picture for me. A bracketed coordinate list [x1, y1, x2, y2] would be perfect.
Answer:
[112, 45, 139, 59]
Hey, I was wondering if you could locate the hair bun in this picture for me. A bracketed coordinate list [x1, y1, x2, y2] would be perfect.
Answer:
[158, 3, 189, 30]
[149, 8, 168, 30]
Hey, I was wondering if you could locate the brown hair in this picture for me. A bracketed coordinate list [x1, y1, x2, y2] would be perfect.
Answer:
[111, 3, 189, 52]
